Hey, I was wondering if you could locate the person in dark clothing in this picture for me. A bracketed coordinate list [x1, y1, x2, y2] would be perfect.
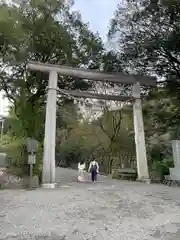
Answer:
[88, 160, 99, 183]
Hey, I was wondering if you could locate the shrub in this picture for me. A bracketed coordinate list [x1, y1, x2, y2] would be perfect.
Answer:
[150, 158, 174, 182]
[3, 138, 27, 177]
[2, 137, 43, 178]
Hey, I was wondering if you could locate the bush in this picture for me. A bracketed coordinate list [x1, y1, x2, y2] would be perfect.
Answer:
[3, 138, 27, 177]
[112, 169, 121, 179]
[150, 158, 174, 182]
[2, 137, 43, 178]
[151, 159, 174, 174]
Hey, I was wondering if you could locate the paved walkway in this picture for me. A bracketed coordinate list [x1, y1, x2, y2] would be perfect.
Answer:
[1, 168, 180, 240]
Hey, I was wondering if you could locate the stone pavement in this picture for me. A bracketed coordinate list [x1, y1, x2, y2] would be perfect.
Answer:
[1, 168, 180, 240]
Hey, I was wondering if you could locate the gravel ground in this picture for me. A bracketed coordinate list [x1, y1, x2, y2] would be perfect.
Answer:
[1, 167, 180, 240]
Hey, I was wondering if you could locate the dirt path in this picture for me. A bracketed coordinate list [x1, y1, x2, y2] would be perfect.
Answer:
[0, 167, 180, 240]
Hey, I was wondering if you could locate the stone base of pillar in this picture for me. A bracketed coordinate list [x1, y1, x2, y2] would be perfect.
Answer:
[41, 183, 57, 188]
[136, 177, 151, 184]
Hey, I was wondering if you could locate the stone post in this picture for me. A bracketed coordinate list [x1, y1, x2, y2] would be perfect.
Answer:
[132, 82, 150, 182]
[42, 71, 57, 188]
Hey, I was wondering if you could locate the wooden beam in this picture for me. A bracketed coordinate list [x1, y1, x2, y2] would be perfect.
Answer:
[27, 61, 157, 87]
[59, 89, 133, 102]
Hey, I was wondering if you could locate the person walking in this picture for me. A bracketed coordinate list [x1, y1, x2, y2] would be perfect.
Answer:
[88, 159, 99, 183]
[78, 160, 86, 182]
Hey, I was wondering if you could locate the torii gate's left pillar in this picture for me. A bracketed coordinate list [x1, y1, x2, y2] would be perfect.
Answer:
[42, 71, 57, 188]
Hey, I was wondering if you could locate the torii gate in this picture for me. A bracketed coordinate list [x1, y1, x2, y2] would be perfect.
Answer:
[27, 61, 156, 188]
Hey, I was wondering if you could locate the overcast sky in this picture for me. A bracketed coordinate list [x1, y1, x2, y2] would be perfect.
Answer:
[0, 0, 119, 115]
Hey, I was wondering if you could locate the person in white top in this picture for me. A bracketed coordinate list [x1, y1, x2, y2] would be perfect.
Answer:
[88, 159, 99, 183]
[78, 160, 86, 182]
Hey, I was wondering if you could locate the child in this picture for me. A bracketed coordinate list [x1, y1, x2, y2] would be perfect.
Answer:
[78, 160, 86, 182]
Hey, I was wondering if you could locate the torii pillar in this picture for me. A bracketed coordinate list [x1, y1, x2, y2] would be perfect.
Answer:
[42, 71, 57, 188]
[132, 82, 150, 182]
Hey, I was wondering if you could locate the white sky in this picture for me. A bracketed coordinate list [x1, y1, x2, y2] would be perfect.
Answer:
[0, 0, 119, 116]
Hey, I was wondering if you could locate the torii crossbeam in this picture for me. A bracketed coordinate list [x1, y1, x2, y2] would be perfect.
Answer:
[27, 61, 156, 188]
[59, 89, 133, 102]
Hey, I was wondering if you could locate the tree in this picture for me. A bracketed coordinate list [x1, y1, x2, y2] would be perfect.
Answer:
[107, 1, 180, 178]
[96, 106, 134, 173]
[0, 0, 108, 137]
[109, 0, 180, 78]
[0, 0, 105, 107]
[0, 0, 138, 178]
[0, 0, 111, 178]
[108, 0, 180, 137]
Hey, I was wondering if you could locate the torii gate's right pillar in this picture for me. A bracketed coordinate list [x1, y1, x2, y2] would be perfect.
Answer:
[132, 82, 150, 182]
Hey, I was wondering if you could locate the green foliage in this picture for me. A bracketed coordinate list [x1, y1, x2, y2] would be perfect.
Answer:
[1, 136, 43, 177]
[0, 0, 105, 106]
[56, 106, 136, 174]
[96, 108, 135, 173]
[151, 159, 174, 177]
[56, 140, 93, 168]
[106, 0, 180, 178]
[108, 0, 180, 130]
[2, 138, 27, 177]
